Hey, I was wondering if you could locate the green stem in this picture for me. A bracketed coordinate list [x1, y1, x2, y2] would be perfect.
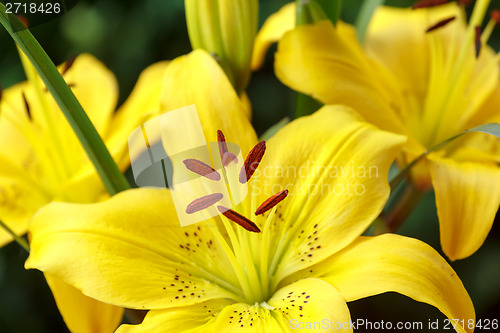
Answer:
[0, 4, 130, 195]
[0, 219, 30, 252]
[373, 182, 423, 235]
[355, 0, 385, 43]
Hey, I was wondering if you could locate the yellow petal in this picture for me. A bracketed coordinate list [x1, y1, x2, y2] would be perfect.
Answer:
[275, 20, 409, 140]
[160, 49, 257, 156]
[106, 61, 170, 169]
[366, 4, 463, 106]
[312, 235, 475, 333]
[0, 155, 50, 246]
[214, 278, 351, 332]
[428, 155, 500, 260]
[60, 54, 119, 136]
[116, 299, 232, 333]
[45, 274, 124, 333]
[26, 188, 239, 310]
[251, 2, 295, 70]
[254, 105, 405, 281]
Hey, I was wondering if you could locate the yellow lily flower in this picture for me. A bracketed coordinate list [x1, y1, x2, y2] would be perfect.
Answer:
[271, 1, 500, 260]
[0, 53, 168, 332]
[25, 50, 475, 332]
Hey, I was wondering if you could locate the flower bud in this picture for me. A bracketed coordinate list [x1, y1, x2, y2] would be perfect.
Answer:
[185, 0, 258, 93]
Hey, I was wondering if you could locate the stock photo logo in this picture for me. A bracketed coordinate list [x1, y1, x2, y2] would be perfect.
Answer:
[1, 0, 78, 30]
[129, 105, 254, 228]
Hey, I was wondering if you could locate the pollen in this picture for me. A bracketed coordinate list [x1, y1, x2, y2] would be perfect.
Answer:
[185, 193, 224, 214]
[183, 158, 221, 181]
[239, 141, 266, 183]
[425, 16, 456, 33]
[217, 206, 261, 233]
[413, 0, 448, 9]
[255, 190, 289, 216]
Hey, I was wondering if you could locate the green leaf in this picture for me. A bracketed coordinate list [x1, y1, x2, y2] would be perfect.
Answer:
[316, 0, 342, 26]
[390, 123, 500, 190]
[0, 4, 130, 195]
[355, 0, 385, 43]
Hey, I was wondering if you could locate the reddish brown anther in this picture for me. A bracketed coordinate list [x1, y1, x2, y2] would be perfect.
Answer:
[425, 16, 456, 33]
[239, 141, 266, 184]
[217, 130, 238, 166]
[222, 152, 238, 165]
[413, 0, 448, 9]
[17, 15, 29, 28]
[62, 54, 79, 75]
[217, 206, 261, 233]
[475, 26, 482, 58]
[491, 10, 500, 25]
[186, 193, 224, 214]
[255, 189, 289, 216]
[21, 92, 32, 120]
[183, 159, 221, 181]
[457, 0, 473, 7]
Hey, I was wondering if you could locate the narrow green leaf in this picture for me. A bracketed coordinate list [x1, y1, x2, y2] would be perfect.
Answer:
[0, 4, 130, 195]
[355, 0, 385, 43]
[316, 0, 342, 25]
[390, 123, 500, 190]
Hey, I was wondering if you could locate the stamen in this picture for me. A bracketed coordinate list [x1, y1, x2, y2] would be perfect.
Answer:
[413, 0, 448, 9]
[255, 190, 289, 216]
[217, 206, 261, 233]
[239, 141, 266, 184]
[458, 0, 473, 7]
[21, 92, 32, 120]
[183, 159, 221, 181]
[475, 26, 482, 57]
[492, 10, 500, 25]
[186, 193, 223, 214]
[426, 16, 456, 33]
[223, 152, 238, 165]
[217, 130, 238, 165]
[62, 54, 78, 75]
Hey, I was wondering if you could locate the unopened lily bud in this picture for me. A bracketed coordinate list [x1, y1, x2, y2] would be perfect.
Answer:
[185, 0, 258, 93]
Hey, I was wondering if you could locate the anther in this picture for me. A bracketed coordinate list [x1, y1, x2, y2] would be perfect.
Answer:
[21, 92, 32, 120]
[217, 130, 238, 165]
[413, 0, 448, 9]
[475, 26, 482, 58]
[457, 0, 473, 7]
[491, 10, 500, 25]
[183, 159, 221, 181]
[239, 141, 266, 184]
[186, 193, 224, 214]
[426, 16, 456, 33]
[62, 54, 78, 75]
[255, 189, 289, 216]
[217, 206, 261, 233]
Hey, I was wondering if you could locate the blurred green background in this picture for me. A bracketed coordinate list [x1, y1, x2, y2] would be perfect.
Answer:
[0, 0, 499, 332]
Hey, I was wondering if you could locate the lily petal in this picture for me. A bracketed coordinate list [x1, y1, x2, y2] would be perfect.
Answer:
[26, 188, 239, 309]
[428, 155, 500, 260]
[45, 274, 124, 333]
[160, 50, 257, 156]
[116, 299, 232, 333]
[106, 61, 169, 169]
[0, 155, 50, 246]
[275, 20, 409, 141]
[214, 278, 351, 332]
[251, 2, 295, 70]
[254, 105, 405, 282]
[305, 235, 475, 333]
